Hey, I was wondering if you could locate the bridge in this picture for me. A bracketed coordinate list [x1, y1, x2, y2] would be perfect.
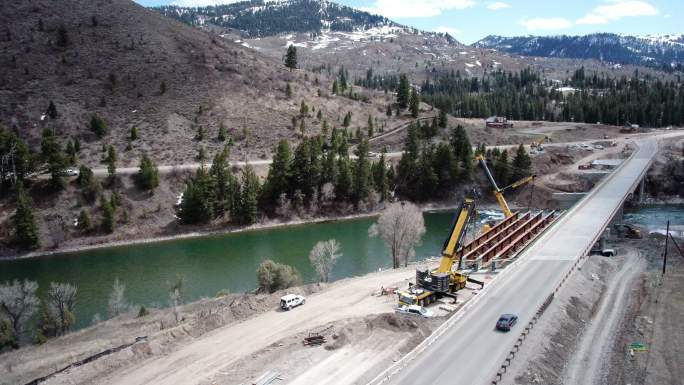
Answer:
[371, 138, 659, 385]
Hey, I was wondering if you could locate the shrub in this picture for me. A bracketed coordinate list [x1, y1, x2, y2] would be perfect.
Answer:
[256, 259, 302, 294]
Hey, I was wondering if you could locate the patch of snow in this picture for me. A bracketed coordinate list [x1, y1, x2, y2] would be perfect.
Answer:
[465, 63, 475, 68]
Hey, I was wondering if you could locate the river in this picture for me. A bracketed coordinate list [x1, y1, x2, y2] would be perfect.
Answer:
[0, 210, 504, 330]
[1, 205, 679, 331]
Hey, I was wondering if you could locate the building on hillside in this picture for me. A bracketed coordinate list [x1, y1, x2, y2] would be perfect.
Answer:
[485, 116, 513, 129]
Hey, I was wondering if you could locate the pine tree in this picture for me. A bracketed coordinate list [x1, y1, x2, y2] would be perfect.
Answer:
[159, 80, 167, 95]
[450, 125, 472, 180]
[372, 151, 390, 201]
[210, 148, 237, 216]
[343, 112, 352, 127]
[332, 80, 339, 95]
[352, 138, 372, 204]
[397, 74, 410, 109]
[179, 165, 215, 224]
[285, 82, 293, 99]
[105, 145, 117, 179]
[130, 126, 138, 141]
[46, 101, 58, 119]
[416, 145, 438, 202]
[334, 156, 352, 202]
[89, 114, 107, 138]
[386, 104, 392, 117]
[285, 45, 297, 70]
[438, 109, 448, 128]
[261, 140, 292, 211]
[41, 129, 68, 189]
[195, 125, 204, 141]
[396, 123, 420, 199]
[238, 165, 260, 224]
[300, 100, 309, 116]
[511, 144, 532, 182]
[217, 123, 227, 142]
[367, 115, 374, 138]
[494, 150, 509, 186]
[433, 143, 457, 198]
[409, 88, 420, 118]
[78, 210, 91, 232]
[101, 198, 115, 234]
[13, 182, 39, 248]
[136, 154, 159, 190]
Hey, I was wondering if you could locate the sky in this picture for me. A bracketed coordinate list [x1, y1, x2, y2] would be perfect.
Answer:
[134, 0, 682, 44]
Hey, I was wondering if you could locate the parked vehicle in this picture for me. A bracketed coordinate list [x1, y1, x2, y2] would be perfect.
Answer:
[495, 313, 518, 331]
[594, 145, 604, 150]
[396, 304, 433, 318]
[280, 294, 305, 310]
[61, 168, 79, 177]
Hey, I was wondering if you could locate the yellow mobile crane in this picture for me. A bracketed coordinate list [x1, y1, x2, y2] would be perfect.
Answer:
[397, 198, 485, 307]
[476, 155, 535, 219]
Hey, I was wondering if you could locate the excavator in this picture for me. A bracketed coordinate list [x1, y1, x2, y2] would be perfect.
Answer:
[397, 198, 485, 307]
[476, 154, 535, 226]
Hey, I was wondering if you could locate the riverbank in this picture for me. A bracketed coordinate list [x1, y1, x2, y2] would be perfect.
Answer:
[0, 262, 495, 385]
[1, 201, 500, 261]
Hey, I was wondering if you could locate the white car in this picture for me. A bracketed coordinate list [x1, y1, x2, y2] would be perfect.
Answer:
[61, 168, 79, 177]
[594, 145, 604, 150]
[395, 304, 433, 318]
[280, 294, 305, 310]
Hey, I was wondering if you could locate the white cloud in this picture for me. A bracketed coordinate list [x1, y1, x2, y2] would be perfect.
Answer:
[576, 0, 658, 25]
[435, 26, 462, 36]
[361, 0, 476, 19]
[520, 17, 573, 31]
[487, 2, 510, 10]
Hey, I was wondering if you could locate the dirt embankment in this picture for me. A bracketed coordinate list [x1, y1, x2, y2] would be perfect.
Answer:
[607, 235, 684, 385]
[1, 264, 473, 385]
[502, 234, 683, 385]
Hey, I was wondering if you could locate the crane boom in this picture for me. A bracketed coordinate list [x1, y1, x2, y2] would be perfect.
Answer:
[437, 198, 475, 273]
[476, 154, 534, 218]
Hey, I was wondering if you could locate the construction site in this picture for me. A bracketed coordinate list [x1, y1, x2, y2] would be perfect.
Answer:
[1, 130, 682, 385]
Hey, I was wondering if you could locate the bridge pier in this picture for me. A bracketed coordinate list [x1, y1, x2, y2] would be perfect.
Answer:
[639, 177, 645, 203]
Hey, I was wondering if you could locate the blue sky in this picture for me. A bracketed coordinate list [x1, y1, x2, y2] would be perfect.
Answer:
[135, 0, 682, 44]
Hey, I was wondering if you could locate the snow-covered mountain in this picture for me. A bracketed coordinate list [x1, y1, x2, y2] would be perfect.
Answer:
[473, 33, 684, 70]
[155, 0, 455, 43]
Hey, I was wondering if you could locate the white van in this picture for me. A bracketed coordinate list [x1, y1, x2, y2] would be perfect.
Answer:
[280, 294, 305, 310]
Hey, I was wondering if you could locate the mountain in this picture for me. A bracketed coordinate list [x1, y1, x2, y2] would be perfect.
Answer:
[473, 33, 684, 70]
[0, 0, 389, 166]
[152, 1, 673, 85]
[155, 0, 415, 39]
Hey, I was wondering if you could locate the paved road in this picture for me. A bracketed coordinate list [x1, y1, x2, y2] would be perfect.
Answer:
[378, 138, 658, 385]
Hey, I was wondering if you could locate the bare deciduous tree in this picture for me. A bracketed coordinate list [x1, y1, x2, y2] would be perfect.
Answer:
[108, 278, 127, 317]
[45, 282, 77, 336]
[369, 202, 426, 268]
[168, 275, 185, 324]
[309, 239, 342, 283]
[0, 280, 39, 346]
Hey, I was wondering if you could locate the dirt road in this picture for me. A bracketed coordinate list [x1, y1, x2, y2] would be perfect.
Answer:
[52, 268, 419, 385]
[563, 249, 646, 385]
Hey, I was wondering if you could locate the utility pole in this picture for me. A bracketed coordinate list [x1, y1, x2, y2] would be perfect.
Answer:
[662, 220, 669, 275]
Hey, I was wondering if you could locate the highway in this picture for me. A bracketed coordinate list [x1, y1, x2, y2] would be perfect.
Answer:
[376, 138, 658, 385]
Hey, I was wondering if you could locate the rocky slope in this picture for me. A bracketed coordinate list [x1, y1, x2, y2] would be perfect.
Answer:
[0, 0, 391, 166]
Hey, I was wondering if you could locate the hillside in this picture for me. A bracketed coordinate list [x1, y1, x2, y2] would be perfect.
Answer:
[155, 0, 406, 38]
[0, 0, 395, 168]
[155, 1, 673, 86]
[473, 33, 684, 71]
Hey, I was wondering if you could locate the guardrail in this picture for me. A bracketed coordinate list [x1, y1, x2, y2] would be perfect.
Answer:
[489, 139, 657, 385]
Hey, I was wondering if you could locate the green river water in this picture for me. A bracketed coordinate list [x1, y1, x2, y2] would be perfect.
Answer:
[0, 210, 494, 329]
[0, 205, 679, 330]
